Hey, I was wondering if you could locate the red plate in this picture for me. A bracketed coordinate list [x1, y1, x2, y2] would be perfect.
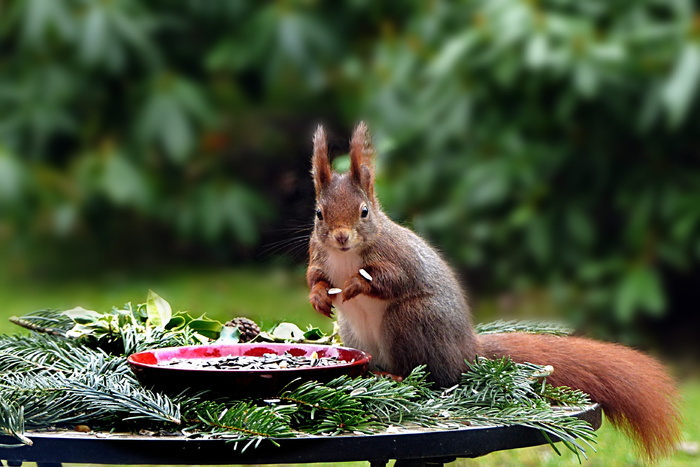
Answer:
[127, 343, 372, 398]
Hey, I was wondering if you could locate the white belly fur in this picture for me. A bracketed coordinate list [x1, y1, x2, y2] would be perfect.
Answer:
[325, 249, 389, 369]
[336, 296, 387, 366]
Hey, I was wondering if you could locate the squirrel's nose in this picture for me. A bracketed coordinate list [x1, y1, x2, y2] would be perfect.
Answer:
[334, 230, 350, 245]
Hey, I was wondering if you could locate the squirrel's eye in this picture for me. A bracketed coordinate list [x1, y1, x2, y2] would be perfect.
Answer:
[360, 204, 369, 218]
[316, 208, 324, 221]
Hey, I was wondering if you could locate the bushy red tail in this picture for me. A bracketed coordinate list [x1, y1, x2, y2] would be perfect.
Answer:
[478, 333, 682, 460]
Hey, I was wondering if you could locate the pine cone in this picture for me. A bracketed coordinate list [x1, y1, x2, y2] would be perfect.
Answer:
[224, 317, 261, 343]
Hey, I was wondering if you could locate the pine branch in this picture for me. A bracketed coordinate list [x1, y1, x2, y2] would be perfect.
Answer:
[323, 369, 427, 425]
[540, 384, 591, 407]
[8, 309, 74, 336]
[189, 401, 296, 451]
[0, 334, 126, 376]
[446, 405, 597, 461]
[475, 319, 574, 336]
[281, 380, 374, 434]
[460, 357, 546, 407]
[276, 358, 597, 459]
[123, 325, 202, 355]
[0, 370, 181, 428]
[3, 372, 82, 425]
[0, 397, 32, 447]
[0, 333, 180, 443]
[65, 373, 181, 424]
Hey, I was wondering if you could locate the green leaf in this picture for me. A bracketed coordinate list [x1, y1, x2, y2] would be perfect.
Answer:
[427, 32, 474, 77]
[22, 0, 76, 45]
[525, 34, 549, 69]
[0, 149, 24, 201]
[62, 307, 102, 325]
[165, 315, 187, 330]
[188, 317, 223, 340]
[615, 266, 666, 322]
[80, 4, 108, 65]
[160, 102, 193, 163]
[662, 44, 700, 128]
[100, 150, 150, 208]
[303, 327, 325, 341]
[146, 290, 172, 328]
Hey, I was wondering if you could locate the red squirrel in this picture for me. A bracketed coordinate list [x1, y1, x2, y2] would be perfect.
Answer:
[306, 122, 682, 460]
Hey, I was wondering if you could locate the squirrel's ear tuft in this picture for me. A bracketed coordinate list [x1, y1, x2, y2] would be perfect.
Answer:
[311, 125, 331, 192]
[349, 121, 375, 197]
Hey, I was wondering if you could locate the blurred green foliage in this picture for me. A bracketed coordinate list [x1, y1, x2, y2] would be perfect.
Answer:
[1, 0, 699, 342]
[363, 0, 700, 341]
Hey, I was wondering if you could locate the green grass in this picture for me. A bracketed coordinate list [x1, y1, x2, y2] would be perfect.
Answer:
[1, 267, 698, 466]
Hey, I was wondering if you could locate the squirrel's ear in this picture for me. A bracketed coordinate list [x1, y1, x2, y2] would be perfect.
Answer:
[349, 121, 375, 198]
[311, 125, 331, 192]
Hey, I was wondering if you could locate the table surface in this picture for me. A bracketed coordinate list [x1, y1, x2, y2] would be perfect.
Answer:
[0, 404, 601, 467]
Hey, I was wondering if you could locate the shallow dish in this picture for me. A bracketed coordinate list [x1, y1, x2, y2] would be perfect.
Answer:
[127, 343, 371, 398]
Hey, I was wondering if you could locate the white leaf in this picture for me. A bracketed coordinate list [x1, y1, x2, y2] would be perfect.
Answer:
[146, 290, 172, 328]
[271, 322, 305, 341]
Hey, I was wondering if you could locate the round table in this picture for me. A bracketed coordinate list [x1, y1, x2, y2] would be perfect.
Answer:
[1, 404, 601, 467]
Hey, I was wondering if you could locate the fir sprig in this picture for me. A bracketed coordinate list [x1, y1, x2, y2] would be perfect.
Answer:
[1, 369, 181, 428]
[540, 384, 591, 407]
[322, 368, 429, 426]
[475, 319, 574, 336]
[0, 398, 31, 447]
[0, 334, 126, 375]
[270, 362, 597, 460]
[0, 333, 181, 440]
[460, 357, 547, 407]
[8, 309, 73, 336]
[187, 401, 296, 451]
[281, 379, 375, 434]
[65, 373, 181, 424]
[120, 325, 202, 355]
[2, 371, 100, 427]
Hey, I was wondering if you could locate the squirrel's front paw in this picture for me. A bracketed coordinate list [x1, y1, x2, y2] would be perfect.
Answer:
[309, 282, 334, 318]
[342, 275, 372, 302]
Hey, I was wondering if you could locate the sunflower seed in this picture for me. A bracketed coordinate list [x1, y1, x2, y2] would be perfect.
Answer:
[359, 268, 372, 281]
[160, 351, 346, 370]
[327, 288, 343, 295]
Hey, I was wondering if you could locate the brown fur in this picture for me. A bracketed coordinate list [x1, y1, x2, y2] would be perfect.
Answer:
[479, 333, 682, 460]
[307, 122, 682, 461]
[349, 121, 375, 198]
[311, 125, 331, 192]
